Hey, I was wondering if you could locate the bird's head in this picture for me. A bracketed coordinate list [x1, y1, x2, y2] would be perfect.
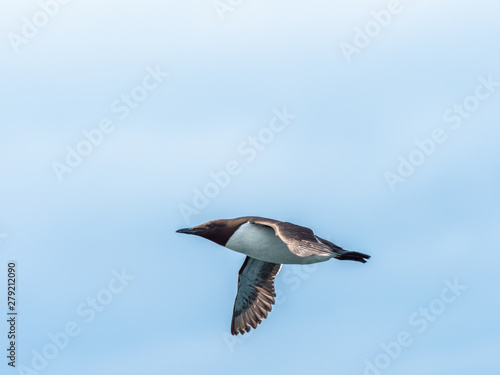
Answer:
[176, 219, 234, 247]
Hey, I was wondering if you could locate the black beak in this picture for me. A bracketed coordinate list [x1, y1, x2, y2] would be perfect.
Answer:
[176, 227, 202, 235]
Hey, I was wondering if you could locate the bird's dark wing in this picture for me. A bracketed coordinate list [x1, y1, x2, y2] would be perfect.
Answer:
[231, 257, 282, 335]
[249, 218, 333, 257]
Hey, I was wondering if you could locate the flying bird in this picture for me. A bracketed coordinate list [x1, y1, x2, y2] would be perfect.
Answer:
[176, 216, 370, 335]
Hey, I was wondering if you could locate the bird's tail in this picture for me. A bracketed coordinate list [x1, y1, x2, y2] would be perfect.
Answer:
[315, 236, 370, 263]
[335, 250, 371, 263]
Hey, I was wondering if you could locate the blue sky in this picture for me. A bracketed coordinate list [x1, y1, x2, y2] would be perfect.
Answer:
[1, 1, 499, 374]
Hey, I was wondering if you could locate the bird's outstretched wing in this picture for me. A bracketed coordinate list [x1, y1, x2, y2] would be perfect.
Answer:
[249, 218, 333, 257]
[231, 257, 282, 335]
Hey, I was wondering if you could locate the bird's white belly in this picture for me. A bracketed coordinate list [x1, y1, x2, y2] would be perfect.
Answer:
[225, 222, 330, 264]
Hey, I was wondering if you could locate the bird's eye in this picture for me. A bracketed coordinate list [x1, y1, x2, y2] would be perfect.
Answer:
[206, 223, 215, 228]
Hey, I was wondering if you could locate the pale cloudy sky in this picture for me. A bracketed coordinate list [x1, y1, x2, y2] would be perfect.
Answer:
[1, 1, 499, 374]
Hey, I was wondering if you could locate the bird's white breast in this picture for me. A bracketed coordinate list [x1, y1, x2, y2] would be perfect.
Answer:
[225, 222, 329, 264]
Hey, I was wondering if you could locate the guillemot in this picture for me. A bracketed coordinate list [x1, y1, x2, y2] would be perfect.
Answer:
[176, 216, 370, 335]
